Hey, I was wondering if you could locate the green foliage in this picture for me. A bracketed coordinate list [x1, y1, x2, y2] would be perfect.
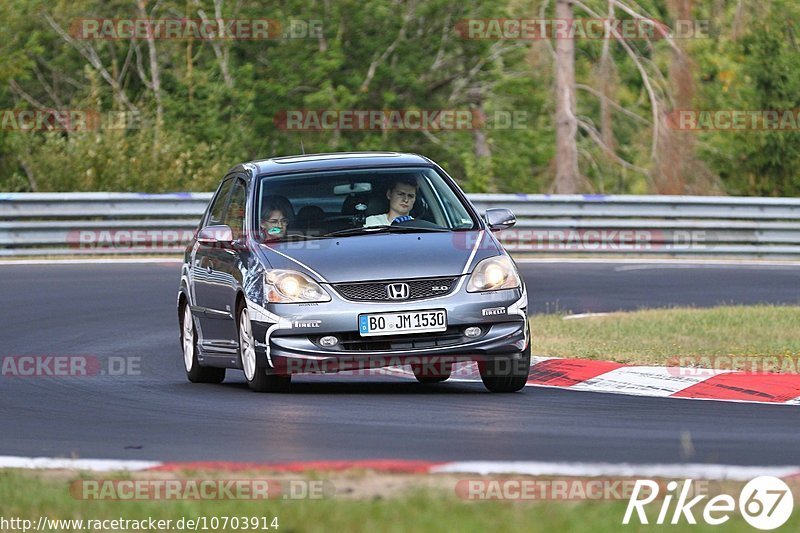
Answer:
[698, 0, 800, 196]
[0, 0, 797, 195]
[9, 129, 233, 192]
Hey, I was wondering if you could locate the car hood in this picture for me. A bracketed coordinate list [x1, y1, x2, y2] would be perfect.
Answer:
[256, 230, 500, 283]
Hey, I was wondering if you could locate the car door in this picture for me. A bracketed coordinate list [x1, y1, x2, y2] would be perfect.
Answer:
[210, 176, 249, 347]
[192, 177, 236, 350]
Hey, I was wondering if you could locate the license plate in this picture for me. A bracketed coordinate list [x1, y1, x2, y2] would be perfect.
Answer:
[358, 309, 447, 337]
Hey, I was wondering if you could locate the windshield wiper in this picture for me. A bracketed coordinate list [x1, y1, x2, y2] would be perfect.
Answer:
[383, 225, 450, 233]
[322, 226, 391, 237]
[263, 233, 330, 242]
[323, 225, 449, 237]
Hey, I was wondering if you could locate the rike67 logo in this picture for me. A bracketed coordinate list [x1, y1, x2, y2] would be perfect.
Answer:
[623, 477, 793, 530]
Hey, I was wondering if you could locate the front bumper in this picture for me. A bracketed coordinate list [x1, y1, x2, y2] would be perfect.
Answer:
[249, 282, 528, 375]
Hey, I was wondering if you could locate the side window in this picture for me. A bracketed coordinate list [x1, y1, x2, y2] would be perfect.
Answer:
[206, 179, 235, 227]
[224, 179, 247, 240]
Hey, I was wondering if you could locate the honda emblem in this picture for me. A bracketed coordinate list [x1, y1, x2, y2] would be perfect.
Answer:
[386, 283, 410, 300]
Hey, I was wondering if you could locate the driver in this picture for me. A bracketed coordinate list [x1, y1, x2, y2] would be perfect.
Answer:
[364, 177, 418, 227]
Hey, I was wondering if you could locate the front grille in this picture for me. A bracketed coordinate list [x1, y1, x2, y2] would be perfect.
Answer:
[313, 327, 481, 352]
[333, 277, 458, 301]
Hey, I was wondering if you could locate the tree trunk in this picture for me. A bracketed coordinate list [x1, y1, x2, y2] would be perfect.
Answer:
[136, 0, 163, 151]
[654, 0, 694, 194]
[186, 1, 194, 103]
[554, 0, 580, 193]
[470, 87, 494, 192]
[598, 0, 616, 153]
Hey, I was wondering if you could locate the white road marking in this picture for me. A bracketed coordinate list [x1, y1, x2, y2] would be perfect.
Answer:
[0, 455, 162, 471]
[570, 366, 732, 397]
[613, 263, 800, 272]
[3, 454, 798, 480]
[430, 461, 800, 480]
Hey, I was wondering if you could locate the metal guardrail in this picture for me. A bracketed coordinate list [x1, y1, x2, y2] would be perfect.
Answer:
[483, 195, 800, 257]
[2, 192, 800, 257]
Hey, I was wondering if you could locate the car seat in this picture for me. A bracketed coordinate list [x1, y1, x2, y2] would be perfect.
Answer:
[295, 205, 326, 235]
[340, 193, 370, 215]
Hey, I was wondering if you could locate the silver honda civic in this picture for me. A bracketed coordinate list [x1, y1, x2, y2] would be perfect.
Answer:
[177, 152, 529, 392]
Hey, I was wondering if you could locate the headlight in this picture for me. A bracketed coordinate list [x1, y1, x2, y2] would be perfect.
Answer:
[264, 270, 331, 303]
[466, 255, 521, 292]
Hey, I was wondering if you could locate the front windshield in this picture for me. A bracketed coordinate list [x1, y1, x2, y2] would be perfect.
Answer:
[255, 167, 477, 241]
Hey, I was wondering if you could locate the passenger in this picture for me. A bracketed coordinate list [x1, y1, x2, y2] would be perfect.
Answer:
[364, 177, 418, 227]
[261, 206, 289, 240]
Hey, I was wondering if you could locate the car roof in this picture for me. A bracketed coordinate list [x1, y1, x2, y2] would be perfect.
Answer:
[232, 152, 435, 177]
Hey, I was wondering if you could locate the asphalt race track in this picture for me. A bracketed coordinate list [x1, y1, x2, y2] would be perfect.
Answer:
[2, 261, 799, 466]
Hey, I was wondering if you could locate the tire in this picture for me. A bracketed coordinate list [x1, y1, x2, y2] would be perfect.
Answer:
[411, 362, 452, 384]
[181, 301, 225, 384]
[478, 343, 531, 393]
[237, 304, 291, 393]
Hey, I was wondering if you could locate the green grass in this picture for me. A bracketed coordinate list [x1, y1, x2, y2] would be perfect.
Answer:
[1, 471, 795, 533]
[530, 305, 800, 366]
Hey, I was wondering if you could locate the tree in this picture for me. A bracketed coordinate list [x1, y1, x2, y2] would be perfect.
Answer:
[553, 0, 580, 193]
[547, 0, 696, 193]
[700, 0, 800, 196]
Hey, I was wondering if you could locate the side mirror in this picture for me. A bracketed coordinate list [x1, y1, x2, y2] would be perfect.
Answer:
[485, 208, 516, 231]
[197, 225, 233, 245]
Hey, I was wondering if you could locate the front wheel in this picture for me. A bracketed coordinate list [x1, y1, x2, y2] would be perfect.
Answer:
[181, 302, 225, 384]
[238, 305, 291, 393]
[478, 344, 531, 393]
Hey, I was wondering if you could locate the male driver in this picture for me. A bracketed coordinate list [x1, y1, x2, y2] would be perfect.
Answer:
[364, 178, 417, 227]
